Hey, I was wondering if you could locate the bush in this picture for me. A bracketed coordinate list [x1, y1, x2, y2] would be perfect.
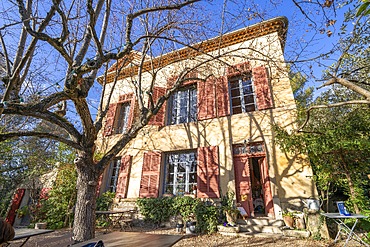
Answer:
[96, 191, 116, 211]
[136, 196, 219, 234]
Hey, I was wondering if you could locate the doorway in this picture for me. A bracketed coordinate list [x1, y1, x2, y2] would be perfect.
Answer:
[232, 143, 274, 218]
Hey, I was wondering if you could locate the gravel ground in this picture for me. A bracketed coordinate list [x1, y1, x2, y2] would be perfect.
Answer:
[9, 226, 366, 247]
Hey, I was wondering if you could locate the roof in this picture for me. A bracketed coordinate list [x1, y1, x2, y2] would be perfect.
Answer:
[98, 16, 288, 84]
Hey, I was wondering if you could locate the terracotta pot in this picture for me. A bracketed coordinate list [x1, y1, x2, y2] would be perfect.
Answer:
[283, 216, 294, 228]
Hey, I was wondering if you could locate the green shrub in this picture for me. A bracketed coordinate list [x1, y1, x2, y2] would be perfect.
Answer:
[96, 191, 116, 211]
[136, 196, 220, 233]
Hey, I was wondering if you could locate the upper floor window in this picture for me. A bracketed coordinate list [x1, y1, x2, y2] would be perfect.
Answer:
[164, 151, 197, 196]
[114, 102, 130, 134]
[167, 85, 197, 125]
[107, 158, 121, 192]
[229, 75, 256, 114]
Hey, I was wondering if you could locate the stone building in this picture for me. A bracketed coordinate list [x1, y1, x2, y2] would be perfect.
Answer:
[96, 16, 318, 220]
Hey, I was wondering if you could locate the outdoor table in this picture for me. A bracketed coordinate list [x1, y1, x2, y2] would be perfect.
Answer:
[96, 210, 135, 231]
[12, 228, 54, 246]
[321, 213, 369, 247]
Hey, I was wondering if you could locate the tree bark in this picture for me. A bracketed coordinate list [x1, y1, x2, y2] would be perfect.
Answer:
[72, 151, 100, 242]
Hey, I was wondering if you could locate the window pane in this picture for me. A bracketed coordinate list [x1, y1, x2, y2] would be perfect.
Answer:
[108, 158, 121, 192]
[229, 76, 255, 115]
[164, 151, 197, 195]
[168, 86, 197, 125]
[115, 103, 130, 134]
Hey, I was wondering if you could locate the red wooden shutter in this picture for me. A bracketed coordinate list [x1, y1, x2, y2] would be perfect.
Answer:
[252, 66, 273, 110]
[148, 87, 167, 126]
[103, 103, 117, 136]
[6, 188, 25, 225]
[139, 151, 161, 198]
[115, 155, 132, 199]
[227, 62, 251, 77]
[197, 146, 220, 198]
[197, 78, 216, 120]
[215, 77, 230, 117]
[259, 158, 274, 217]
[126, 96, 136, 129]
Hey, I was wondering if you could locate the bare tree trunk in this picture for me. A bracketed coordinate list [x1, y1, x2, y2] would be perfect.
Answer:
[72, 151, 100, 242]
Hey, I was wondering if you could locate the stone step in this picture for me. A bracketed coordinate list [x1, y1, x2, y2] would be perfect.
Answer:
[237, 217, 285, 227]
[239, 224, 283, 234]
[218, 230, 284, 239]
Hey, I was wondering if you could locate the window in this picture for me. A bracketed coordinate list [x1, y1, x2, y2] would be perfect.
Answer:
[114, 102, 130, 134]
[229, 75, 256, 114]
[107, 158, 121, 192]
[164, 151, 197, 196]
[168, 85, 197, 125]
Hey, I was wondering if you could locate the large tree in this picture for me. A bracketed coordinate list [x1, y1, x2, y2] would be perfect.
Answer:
[0, 0, 206, 241]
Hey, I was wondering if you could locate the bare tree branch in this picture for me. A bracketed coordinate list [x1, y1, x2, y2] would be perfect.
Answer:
[298, 100, 370, 131]
[0, 131, 83, 150]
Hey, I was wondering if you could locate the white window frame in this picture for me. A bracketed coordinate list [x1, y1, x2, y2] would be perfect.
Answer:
[168, 86, 197, 125]
[164, 151, 197, 196]
[229, 76, 256, 114]
[107, 158, 121, 192]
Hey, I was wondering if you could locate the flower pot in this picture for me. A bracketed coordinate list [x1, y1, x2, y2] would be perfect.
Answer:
[283, 216, 294, 228]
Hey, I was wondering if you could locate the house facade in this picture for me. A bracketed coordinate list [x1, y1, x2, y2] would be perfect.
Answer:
[96, 17, 318, 220]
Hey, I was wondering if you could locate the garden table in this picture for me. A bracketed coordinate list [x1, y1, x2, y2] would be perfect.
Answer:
[96, 210, 135, 231]
[12, 228, 54, 246]
[321, 213, 369, 246]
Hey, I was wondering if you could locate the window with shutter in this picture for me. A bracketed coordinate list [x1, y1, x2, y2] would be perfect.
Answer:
[227, 63, 273, 114]
[163, 151, 197, 196]
[103, 93, 136, 136]
[139, 151, 161, 198]
[197, 146, 220, 198]
[115, 155, 132, 199]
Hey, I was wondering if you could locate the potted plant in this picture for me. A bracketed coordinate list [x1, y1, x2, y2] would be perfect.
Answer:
[223, 206, 240, 226]
[282, 211, 295, 228]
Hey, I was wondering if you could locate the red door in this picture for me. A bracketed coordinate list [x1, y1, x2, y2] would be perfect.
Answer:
[259, 158, 275, 217]
[233, 156, 254, 217]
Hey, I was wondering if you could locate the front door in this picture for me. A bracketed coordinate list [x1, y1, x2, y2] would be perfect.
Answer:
[232, 143, 275, 218]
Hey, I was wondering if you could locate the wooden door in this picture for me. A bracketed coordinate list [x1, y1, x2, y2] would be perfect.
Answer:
[233, 156, 253, 217]
[258, 157, 275, 217]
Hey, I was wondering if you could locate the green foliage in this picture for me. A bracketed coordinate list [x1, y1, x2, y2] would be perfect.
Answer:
[37, 164, 77, 229]
[136, 197, 220, 234]
[96, 191, 116, 211]
[195, 203, 219, 234]
[136, 197, 174, 225]
[356, 0, 370, 16]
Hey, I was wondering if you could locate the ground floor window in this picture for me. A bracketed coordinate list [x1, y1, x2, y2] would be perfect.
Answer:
[107, 158, 121, 192]
[164, 151, 197, 196]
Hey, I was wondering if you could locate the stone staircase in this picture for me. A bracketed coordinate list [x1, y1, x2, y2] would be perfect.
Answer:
[237, 217, 284, 234]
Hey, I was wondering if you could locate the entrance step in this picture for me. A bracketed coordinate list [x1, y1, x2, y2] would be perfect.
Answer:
[237, 217, 285, 227]
[236, 217, 284, 234]
[239, 224, 282, 234]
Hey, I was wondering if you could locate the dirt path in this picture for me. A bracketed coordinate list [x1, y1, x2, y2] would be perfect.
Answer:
[9, 227, 365, 246]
